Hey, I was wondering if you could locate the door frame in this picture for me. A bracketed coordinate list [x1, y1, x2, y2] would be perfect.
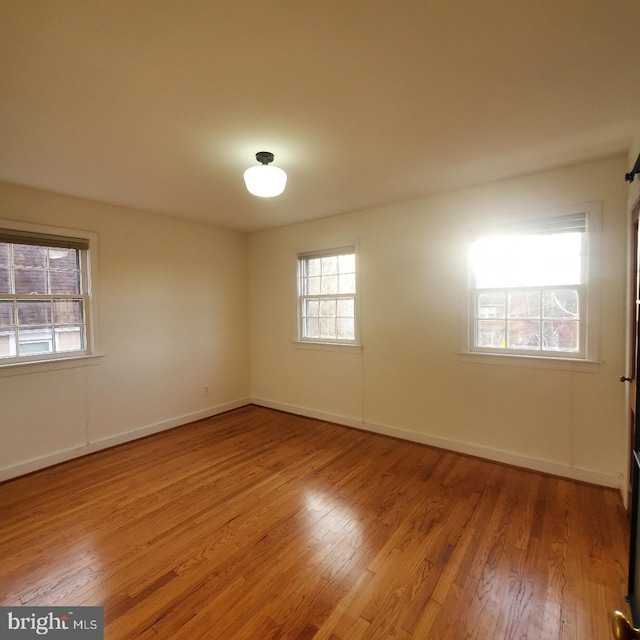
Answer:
[626, 196, 640, 509]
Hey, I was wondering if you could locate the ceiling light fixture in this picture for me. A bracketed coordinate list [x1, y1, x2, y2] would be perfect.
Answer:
[243, 151, 287, 198]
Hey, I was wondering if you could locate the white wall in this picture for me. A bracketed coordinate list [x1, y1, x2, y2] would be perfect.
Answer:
[0, 181, 251, 479]
[1, 154, 630, 490]
[249, 155, 628, 489]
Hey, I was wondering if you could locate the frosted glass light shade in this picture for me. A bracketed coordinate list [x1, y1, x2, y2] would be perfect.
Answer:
[243, 164, 287, 198]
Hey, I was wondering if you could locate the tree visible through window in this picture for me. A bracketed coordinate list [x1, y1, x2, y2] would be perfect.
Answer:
[298, 247, 357, 344]
[0, 229, 91, 364]
[468, 214, 588, 358]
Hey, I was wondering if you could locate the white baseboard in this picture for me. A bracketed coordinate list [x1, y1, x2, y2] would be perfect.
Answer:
[251, 397, 622, 492]
[3, 396, 623, 496]
[252, 397, 364, 430]
[0, 397, 251, 483]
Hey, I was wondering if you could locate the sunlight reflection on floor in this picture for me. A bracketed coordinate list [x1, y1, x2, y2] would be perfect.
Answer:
[303, 490, 365, 569]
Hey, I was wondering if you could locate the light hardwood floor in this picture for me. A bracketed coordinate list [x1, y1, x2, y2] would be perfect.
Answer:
[0, 405, 630, 639]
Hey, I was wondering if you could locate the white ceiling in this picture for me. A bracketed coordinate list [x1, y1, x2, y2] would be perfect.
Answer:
[1, 1, 639, 232]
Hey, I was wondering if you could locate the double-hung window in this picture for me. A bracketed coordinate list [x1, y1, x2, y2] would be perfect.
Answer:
[0, 227, 93, 365]
[297, 247, 358, 344]
[468, 212, 594, 360]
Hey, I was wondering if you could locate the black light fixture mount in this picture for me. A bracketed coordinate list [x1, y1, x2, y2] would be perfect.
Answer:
[626, 153, 640, 183]
[256, 151, 275, 165]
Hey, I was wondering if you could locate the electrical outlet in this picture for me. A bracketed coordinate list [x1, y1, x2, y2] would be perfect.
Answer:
[204, 386, 210, 396]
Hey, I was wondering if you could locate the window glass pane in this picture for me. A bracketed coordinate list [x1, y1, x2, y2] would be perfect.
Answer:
[0, 301, 14, 326]
[320, 299, 336, 317]
[476, 320, 505, 348]
[320, 318, 336, 338]
[48, 248, 78, 270]
[0, 267, 10, 294]
[304, 299, 319, 318]
[338, 253, 355, 272]
[18, 328, 53, 355]
[0, 330, 16, 358]
[337, 298, 354, 317]
[321, 256, 338, 275]
[320, 275, 338, 295]
[50, 270, 80, 295]
[306, 258, 321, 277]
[13, 244, 46, 268]
[507, 291, 540, 318]
[338, 273, 356, 294]
[543, 290, 578, 319]
[306, 276, 321, 295]
[543, 320, 579, 352]
[299, 250, 356, 344]
[15, 269, 47, 294]
[53, 300, 84, 324]
[470, 232, 582, 288]
[55, 327, 85, 352]
[17, 301, 51, 326]
[20, 341, 51, 355]
[0, 232, 91, 362]
[477, 292, 505, 319]
[337, 318, 354, 339]
[304, 318, 320, 338]
[507, 320, 540, 350]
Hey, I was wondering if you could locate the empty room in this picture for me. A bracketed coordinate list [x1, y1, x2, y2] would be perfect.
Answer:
[1, 1, 640, 638]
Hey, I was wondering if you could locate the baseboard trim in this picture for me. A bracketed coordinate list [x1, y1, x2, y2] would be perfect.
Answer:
[2, 396, 622, 494]
[0, 397, 251, 483]
[251, 397, 622, 491]
[252, 397, 364, 430]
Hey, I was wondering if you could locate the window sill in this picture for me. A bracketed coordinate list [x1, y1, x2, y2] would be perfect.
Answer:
[293, 341, 363, 354]
[457, 351, 601, 372]
[0, 353, 104, 378]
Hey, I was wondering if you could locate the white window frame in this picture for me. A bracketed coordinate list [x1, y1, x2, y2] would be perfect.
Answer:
[460, 203, 602, 370]
[0, 219, 101, 375]
[296, 245, 360, 347]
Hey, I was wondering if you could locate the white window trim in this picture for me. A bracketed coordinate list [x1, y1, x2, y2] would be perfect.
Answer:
[293, 340, 363, 354]
[0, 218, 102, 374]
[294, 241, 362, 348]
[0, 352, 104, 378]
[458, 202, 602, 370]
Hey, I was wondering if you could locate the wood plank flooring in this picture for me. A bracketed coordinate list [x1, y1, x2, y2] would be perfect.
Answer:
[0, 405, 630, 639]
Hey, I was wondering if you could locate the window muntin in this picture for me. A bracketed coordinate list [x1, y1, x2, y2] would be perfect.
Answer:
[298, 248, 357, 344]
[469, 214, 588, 358]
[0, 237, 90, 364]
